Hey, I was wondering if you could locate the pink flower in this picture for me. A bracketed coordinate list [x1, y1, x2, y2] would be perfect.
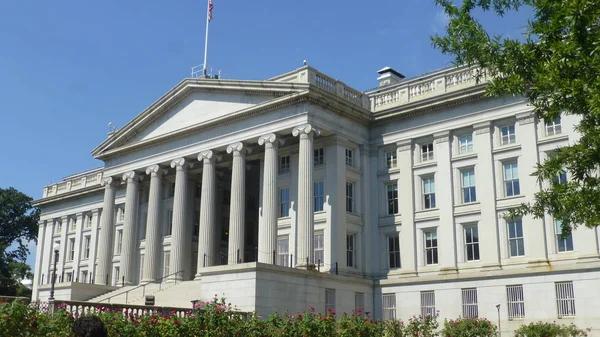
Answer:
[309, 306, 315, 311]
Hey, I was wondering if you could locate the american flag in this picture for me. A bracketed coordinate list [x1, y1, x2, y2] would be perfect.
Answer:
[208, 0, 214, 22]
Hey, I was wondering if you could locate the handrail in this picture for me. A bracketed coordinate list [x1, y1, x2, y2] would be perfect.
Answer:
[100, 270, 184, 304]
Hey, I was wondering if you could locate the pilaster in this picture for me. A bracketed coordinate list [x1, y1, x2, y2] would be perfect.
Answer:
[397, 139, 417, 274]
[72, 213, 84, 280]
[434, 131, 457, 273]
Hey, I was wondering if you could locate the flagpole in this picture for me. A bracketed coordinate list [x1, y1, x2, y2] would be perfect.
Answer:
[202, 0, 211, 77]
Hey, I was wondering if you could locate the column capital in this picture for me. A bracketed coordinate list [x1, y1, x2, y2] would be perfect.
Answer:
[198, 150, 222, 163]
[122, 171, 142, 183]
[91, 209, 100, 216]
[474, 121, 492, 135]
[101, 176, 118, 187]
[146, 165, 168, 177]
[396, 139, 412, 152]
[517, 112, 536, 125]
[292, 124, 320, 139]
[258, 133, 284, 148]
[227, 142, 252, 156]
[434, 130, 451, 144]
[171, 158, 194, 171]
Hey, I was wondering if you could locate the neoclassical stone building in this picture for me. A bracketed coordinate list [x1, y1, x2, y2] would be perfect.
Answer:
[32, 64, 600, 333]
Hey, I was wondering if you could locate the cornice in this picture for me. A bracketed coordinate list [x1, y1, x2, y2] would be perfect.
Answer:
[32, 185, 104, 207]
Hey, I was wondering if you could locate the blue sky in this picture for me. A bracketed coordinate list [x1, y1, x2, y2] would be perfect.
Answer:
[0, 0, 529, 268]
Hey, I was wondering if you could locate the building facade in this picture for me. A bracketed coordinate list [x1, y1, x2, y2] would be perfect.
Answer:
[32, 65, 600, 334]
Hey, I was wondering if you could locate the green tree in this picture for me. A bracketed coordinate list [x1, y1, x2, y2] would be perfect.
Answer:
[0, 187, 39, 296]
[431, 0, 600, 235]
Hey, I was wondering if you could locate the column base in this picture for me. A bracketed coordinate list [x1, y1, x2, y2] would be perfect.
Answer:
[140, 278, 156, 284]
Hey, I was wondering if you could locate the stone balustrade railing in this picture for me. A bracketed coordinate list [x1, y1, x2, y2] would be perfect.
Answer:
[370, 67, 488, 113]
[43, 168, 104, 198]
[269, 67, 371, 109]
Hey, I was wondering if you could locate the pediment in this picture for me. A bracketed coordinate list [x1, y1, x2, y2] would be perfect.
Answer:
[92, 79, 307, 158]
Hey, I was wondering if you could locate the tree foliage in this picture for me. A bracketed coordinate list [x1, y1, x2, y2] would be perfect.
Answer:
[0, 187, 39, 295]
[432, 0, 600, 234]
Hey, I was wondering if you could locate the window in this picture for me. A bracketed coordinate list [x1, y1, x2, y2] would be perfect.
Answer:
[503, 162, 520, 197]
[507, 285, 525, 320]
[325, 289, 336, 313]
[555, 281, 576, 318]
[118, 207, 125, 222]
[279, 155, 290, 174]
[556, 169, 567, 185]
[462, 288, 478, 318]
[277, 236, 289, 267]
[382, 294, 396, 321]
[85, 214, 93, 228]
[546, 116, 562, 136]
[346, 234, 356, 267]
[314, 148, 324, 166]
[354, 292, 365, 313]
[113, 267, 120, 286]
[346, 182, 355, 213]
[81, 270, 88, 283]
[163, 252, 171, 277]
[386, 150, 397, 169]
[555, 219, 574, 252]
[508, 220, 525, 257]
[68, 238, 75, 262]
[116, 230, 123, 255]
[166, 209, 173, 236]
[461, 169, 477, 203]
[387, 184, 399, 215]
[501, 125, 516, 145]
[66, 272, 73, 282]
[69, 218, 77, 231]
[421, 143, 434, 162]
[280, 188, 290, 217]
[139, 254, 144, 280]
[423, 177, 436, 209]
[314, 181, 324, 212]
[464, 226, 480, 261]
[388, 235, 401, 269]
[84, 236, 90, 259]
[314, 232, 324, 265]
[459, 134, 473, 154]
[55, 221, 62, 234]
[425, 230, 438, 265]
[345, 149, 354, 166]
[420, 291, 436, 317]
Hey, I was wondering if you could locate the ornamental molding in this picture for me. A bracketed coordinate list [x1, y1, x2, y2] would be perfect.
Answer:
[145, 165, 168, 177]
[122, 171, 141, 183]
[170, 158, 194, 170]
[198, 150, 222, 163]
[473, 122, 492, 135]
[517, 113, 536, 125]
[226, 142, 252, 155]
[396, 140, 412, 152]
[258, 133, 285, 147]
[292, 124, 321, 138]
[434, 131, 451, 143]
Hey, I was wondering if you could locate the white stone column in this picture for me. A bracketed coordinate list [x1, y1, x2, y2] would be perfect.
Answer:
[32, 220, 46, 298]
[195, 151, 221, 276]
[434, 131, 457, 272]
[168, 158, 192, 281]
[96, 177, 118, 285]
[257, 133, 283, 264]
[293, 124, 319, 266]
[89, 209, 100, 283]
[72, 213, 84, 281]
[227, 142, 250, 264]
[397, 140, 417, 275]
[58, 215, 68, 281]
[120, 171, 141, 285]
[142, 165, 166, 282]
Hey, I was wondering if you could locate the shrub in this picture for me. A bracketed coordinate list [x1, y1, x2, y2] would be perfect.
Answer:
[440, 317, 497, 337]
[514, 321, 589, 337]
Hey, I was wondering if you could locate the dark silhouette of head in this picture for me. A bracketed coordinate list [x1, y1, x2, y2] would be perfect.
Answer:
[72, 315, 107, 337]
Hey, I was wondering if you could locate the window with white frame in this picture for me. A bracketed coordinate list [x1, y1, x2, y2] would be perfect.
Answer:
[346, 234, 356, 268]
[118, 207, 125, 222]
[555, 219, 574, 252]
[421, 143, 434, 162]
[314, 231, 324, 265]
[461, 169, 477, 203]
[420, 291, 436, 317]
[279, 155, 290, 174]
[508, 219, 525, 257]
[345, 148, 354, 166]
[556, 169, 567, 185]
[503, 162, 520, 196]
[113, 267, 120, 286]
[166, 209, 173, 236]
[388, 235, 400, 269]
[462, 288, 479, 318]
[66, 272, 73, 282]
[464, 225, 480, 261]
[325, 289, 336, 313]
[507, 285, 525, 320]
[425, 230, 438, 265]
[55, 221, 62, 234]
[163, 252, 170, 277]
[68, 238, 75, 261]
[277, 236, 289, 267]
[423, 177, 436, 209]
[139, 254, 144, 280]
[314, 181, 324, 212]
[116, 230, 123, 255]
[387, 183, 399, 215]
[69, 218, 77, 231]
[382, 294, 396, 321]
[314, 148, 324, 166]
[81, 270, 88, 283]
[459, 134, 473, 154]
[386, 150, 397, 169]
[555, 281, 576, 318]
[354, 292, 365, 313]
[500, 125, 516, 145]
[280, 188, 290, 217]
[85, 214, 93, 228]
[346, 182, 355, 213]
[546, 116, 562, 136]
[84, 236, 90, 259]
